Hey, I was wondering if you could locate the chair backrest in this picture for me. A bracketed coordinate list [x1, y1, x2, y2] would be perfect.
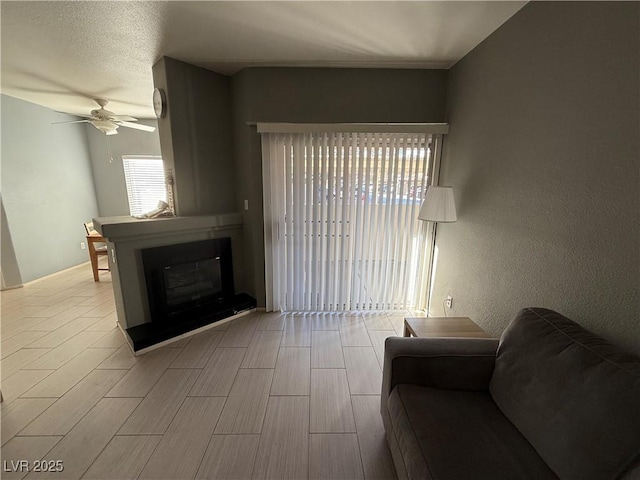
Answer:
[84, 222, 98, 235]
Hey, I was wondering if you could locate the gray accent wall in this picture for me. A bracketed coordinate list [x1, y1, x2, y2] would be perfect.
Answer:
[434, 3, 639, 353]
[231, 68, 449, 305]
[85, 119, 161, 216]
[153, 57, 235, 216]
[1, 94, 100, 282]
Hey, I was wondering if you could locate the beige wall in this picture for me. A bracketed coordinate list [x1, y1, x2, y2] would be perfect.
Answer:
[434, 2, 639, 353]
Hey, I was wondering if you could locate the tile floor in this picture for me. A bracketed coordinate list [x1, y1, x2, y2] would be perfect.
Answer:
[0, 263, 419, 479]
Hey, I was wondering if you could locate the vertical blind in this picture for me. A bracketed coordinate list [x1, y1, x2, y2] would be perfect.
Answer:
[262, 131, 439, 312]
[122, 156, 167, 216]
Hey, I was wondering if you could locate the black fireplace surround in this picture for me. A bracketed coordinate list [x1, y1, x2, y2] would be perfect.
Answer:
[143, 237, 234, 321]
[126, 238, 256, 351]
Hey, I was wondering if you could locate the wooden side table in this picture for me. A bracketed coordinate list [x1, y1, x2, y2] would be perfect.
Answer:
[403, 317, 491, 338]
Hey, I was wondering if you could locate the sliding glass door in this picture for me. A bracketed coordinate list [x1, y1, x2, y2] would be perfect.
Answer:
[262, 131, 441, 312]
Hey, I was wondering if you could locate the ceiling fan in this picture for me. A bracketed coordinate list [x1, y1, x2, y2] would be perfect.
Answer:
[53, 99, 156, 135]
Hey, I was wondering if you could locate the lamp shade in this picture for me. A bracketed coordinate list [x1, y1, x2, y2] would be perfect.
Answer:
[418, 186, 457, 222]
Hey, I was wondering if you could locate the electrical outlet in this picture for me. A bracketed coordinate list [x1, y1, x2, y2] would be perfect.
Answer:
[80, 242, 86, 250]
[445, 295, 453, 309]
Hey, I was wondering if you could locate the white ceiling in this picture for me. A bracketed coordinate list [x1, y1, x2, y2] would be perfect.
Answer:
[1, 1, 526, 119]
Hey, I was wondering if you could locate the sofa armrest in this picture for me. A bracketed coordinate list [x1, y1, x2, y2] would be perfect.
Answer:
[381, 336, 499, 402]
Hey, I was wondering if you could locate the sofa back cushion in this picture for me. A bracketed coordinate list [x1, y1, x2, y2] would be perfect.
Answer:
[489, 308, 640, 480]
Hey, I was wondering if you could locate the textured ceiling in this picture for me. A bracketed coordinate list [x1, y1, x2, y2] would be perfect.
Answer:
[1, 1, 526, 119]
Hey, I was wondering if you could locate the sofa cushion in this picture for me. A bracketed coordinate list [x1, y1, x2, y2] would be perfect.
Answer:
[387, 384, 558, 480]
[490, 307, 640, 480]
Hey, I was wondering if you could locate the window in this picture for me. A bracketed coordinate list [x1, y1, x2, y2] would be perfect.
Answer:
[122, 156, 167, 216]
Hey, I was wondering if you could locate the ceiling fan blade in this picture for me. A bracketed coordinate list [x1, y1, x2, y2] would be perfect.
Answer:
[117, 121, 156, 132]
[52, 119, 90, 125]
[110, 115, 137, 122]
[54, 111, 93, 119]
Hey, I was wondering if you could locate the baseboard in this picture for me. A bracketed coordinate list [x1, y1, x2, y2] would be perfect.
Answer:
[23, 261, 93, 286]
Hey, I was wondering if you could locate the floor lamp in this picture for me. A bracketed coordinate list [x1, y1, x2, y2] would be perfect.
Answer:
[418, 186, 457, 315]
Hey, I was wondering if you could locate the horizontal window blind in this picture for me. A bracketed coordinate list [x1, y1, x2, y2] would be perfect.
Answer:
[262, 132, 438, 312]
[122, 156, 167, 216]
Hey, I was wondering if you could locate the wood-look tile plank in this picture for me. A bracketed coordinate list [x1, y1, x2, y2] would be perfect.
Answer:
[311, 331, 345, 368]
[29, 305, 95, 332]
[343, 347, 383, 395]
[310, 369, 356, 433]
[84, 313, 117, 332]
[88, 327, 124, 348]
[255, 312, 286, 331]
[2, 349, 50, 380]
[104, 347, 180, 397]
[0, 370, 54, 404]
[23, 291, 77, 307]
[309, 434, 364, 480]
[119, 368, 199, 434]
[164, 336, 192, 348]
[77, 290, 113, 306]
[386, 316, 406, 337]
[2, 317, 54, 342]
[96, 344, 137, 370]
[368, 331, 396, 369]
[82, 436, 161, 480]
[362, 314, 395, 331]
[311, 314, 340, 331]
[209, 319, 231, 330]
[215, 369, 274, 434]
[0, 436, 62, 480]
[82, 300, 115, 318]
[25, 331, 108, 370]
[139, 397, 225, 480]
[339, 319, 372, 347]
[217, 314, 260, 347]
[281, 316, 312, 347]
[241, 330, 282, 368]
[2, 305, 44, 322]
[252, 396, 309, 480]
[271, 347, 311, 396]
[25, 398, 141, 480]
[26, 317, 99, 348]
[1, 398, 57, 445]
[196, 435, 260, 480]
[189, 347, 246, 396]
[169, 330, 223, 368]
[2, 331, 49, 359]
[22, 347, 115, 398]
[20, 369, 127, 436]
[352, 396, 397, 480]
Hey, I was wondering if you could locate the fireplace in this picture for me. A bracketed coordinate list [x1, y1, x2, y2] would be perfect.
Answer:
[142, 238, 235, 322]
[93, 214, 257, 353]
[122, 236, 256, 351]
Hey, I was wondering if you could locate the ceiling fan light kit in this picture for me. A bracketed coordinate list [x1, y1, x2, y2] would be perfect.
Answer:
[53, 98, 156, 136]
[91, 119, 119, 135]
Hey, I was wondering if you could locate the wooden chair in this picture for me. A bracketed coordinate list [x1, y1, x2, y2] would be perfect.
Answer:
[84, 222, 109, 281]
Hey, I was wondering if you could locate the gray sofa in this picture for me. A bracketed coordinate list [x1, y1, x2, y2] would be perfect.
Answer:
[381, 307, 640, 480]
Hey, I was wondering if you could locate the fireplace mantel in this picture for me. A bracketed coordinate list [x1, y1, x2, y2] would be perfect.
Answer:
[94, 213, 243, 241]
[93, 214, 252, 353]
